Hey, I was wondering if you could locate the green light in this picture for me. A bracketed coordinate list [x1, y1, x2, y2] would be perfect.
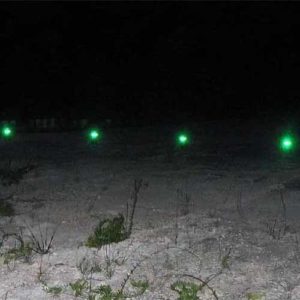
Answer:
[90, 130, 99, 139]
[1, 125, 14, 139]
[87, 128, 102, 143]
[3, 127, 11, 136]
[176, 131, 190, 147]
[179, 134, 188, 144]
[279, 134, 295, 152]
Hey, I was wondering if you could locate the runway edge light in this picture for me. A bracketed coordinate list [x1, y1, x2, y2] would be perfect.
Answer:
[1, 124, 15, 139]
[87, 128, 102, 143]
[279, 133, 296, 153]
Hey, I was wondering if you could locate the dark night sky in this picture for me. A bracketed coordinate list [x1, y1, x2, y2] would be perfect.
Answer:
[1, 2, 300, 124]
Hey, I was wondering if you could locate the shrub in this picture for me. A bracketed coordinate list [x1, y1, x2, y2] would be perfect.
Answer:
[86, 214, 127, 248]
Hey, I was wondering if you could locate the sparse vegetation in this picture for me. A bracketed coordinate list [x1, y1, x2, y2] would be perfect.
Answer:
[0, 232, 33, 265]
[246, 291, 266, 300]
[89, 284, 124, 300]
[70, 279, 89, 297]
[1, 137, 299, 300]
[86, 179, 146, 249]
[219, 246, 232, 270]
[85, 213, 127, 248]
[26, 222, 57, 255]
[43, 284, 64, 297]
[77, 256, 102, 278]
[129, 279, 149, 297]
[2, 241, 32, 265]
[0, 159, 36, 186]
[171, 281, 201, 300]
[36, 254, 49, 283]
[71, 249, 150, 299]
[67, 271, 148, 299]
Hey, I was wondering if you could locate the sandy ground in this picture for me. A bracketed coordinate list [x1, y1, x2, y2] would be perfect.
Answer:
[0, 120, 300, 299]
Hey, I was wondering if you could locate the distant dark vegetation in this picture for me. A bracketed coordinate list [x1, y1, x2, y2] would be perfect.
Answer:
[2, 98, 300, 128]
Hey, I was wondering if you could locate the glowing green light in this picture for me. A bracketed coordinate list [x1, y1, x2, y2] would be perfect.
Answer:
[90, 130, 99, 139]
[87, 128, 102, 143]
[280, 134, 295, 152]
[3, 127, 11, 136]
[179, 134, 188, 144]
[1, 125, 14, 139]
[176, 131, 190, 147]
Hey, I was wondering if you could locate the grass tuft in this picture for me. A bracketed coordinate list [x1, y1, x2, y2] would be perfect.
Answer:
[43, 285, 64, 297]
[246, 292, 266, 300]
[86, 179, 146, 249]
[86, 213, 127, 248]
[69, 279, 88, 297]
[26, 222, 57, 255]
[171, 281, 201, 300]
[0, 233, 33, 265]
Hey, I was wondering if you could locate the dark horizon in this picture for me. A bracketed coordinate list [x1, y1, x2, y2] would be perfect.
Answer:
[1, 3, 300, 125]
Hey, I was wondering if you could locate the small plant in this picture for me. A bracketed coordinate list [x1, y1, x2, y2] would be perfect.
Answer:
[70, 279, 88, 297]
[43, 284, 64, 297]
[0, 232, 32, 265]
[174, 272, 220, 299]
[68, 278, 147, 299]
[118, 261, 148, 297]
[220, 247, 232, 270]
[129, 279, 149, 297]
[103, 246, 115, 279]
[86, 213, 127, 248]
[86, 179, 146, 248]
[36, 255, 50, 283]
[26, 222, 57, 255]
[77, 256, 102, 278]
[3, 242, 32, 264]
[246, 291, 266, 300]
[91, 285, 124, 300]
[43, 250, 149, 299]
[93, 280, 148, 300]
[171, 281, 200, 300]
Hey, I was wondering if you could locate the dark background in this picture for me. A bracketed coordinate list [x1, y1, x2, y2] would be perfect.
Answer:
[1, 2, 300, 126]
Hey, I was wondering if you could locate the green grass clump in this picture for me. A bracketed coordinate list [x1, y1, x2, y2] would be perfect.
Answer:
[86, 179, 145, 249]
[86, 214, 128, 248]
[2, 241, 32, 264]
[40, 270, 149, 300]
[44, 285, 64, 296]
[69, 281, 125, 299]
[129, 279, 149, 297]
[246, 292, 266, 300]
[70, 279, 88, 297]
[67, 280, 148, 300]
[91, 285, 124, 300]
[171, 281, 201, 300]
